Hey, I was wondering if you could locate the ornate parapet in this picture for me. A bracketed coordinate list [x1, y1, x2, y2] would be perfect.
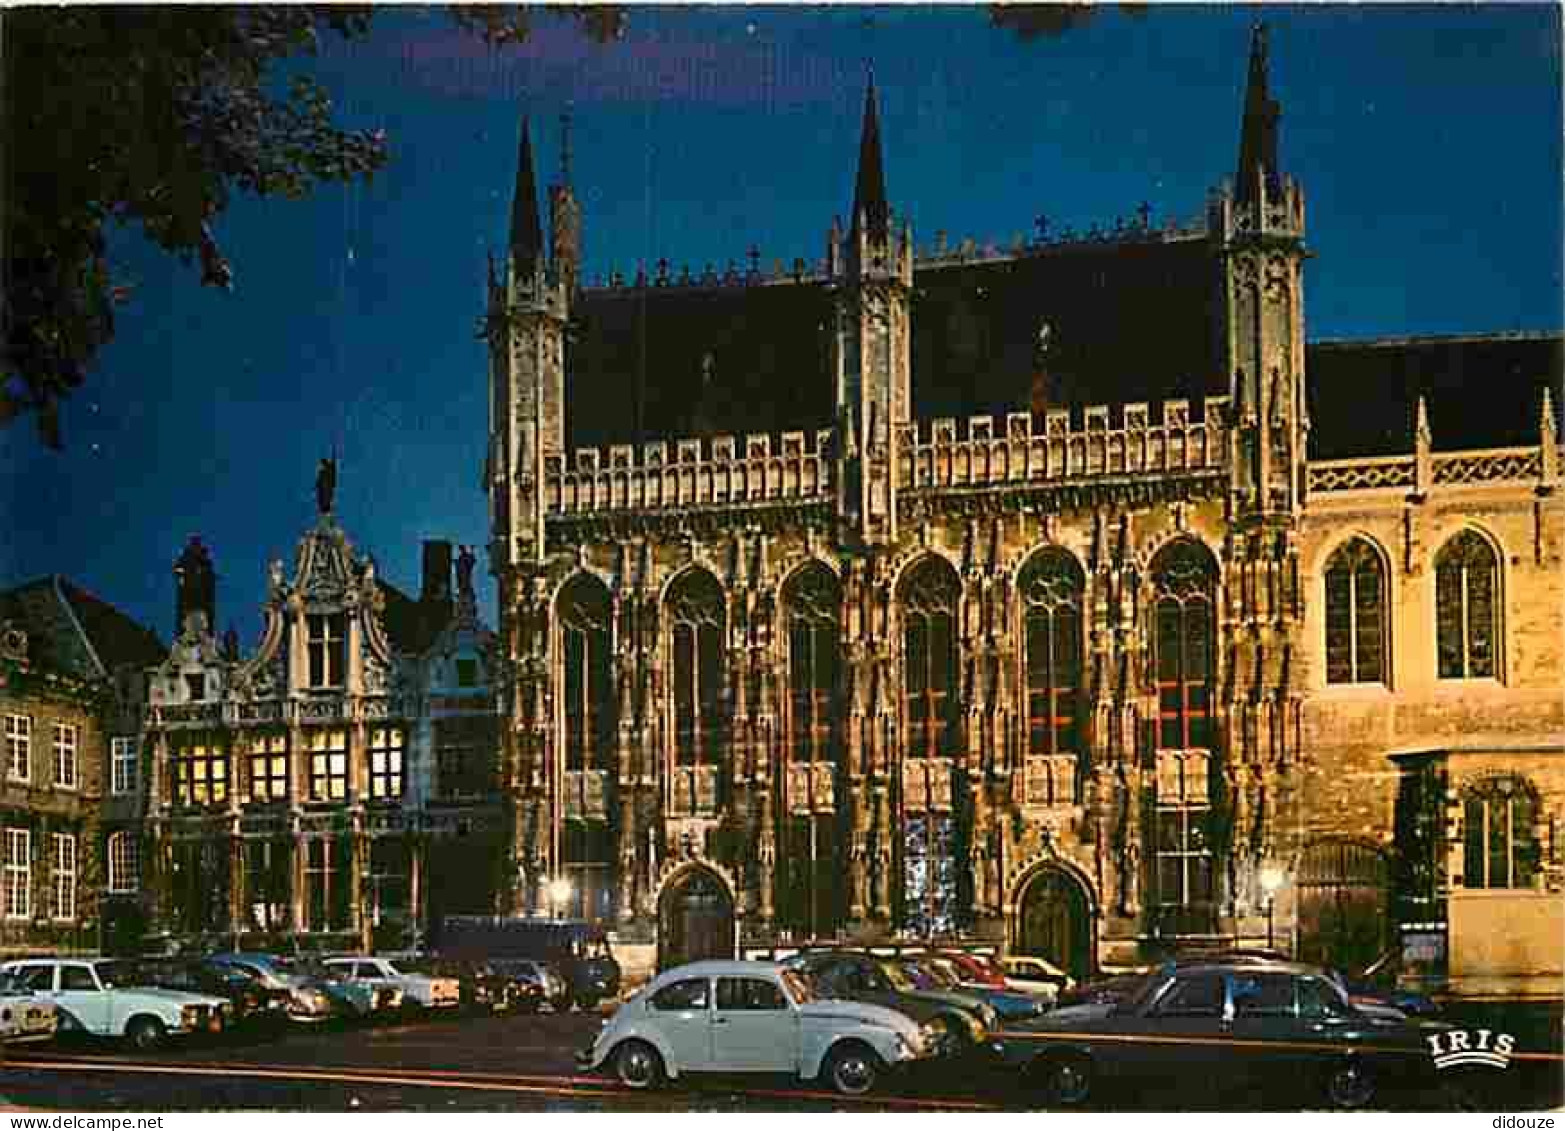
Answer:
[545, 429, 834, 517]
[898, 398, 1229, 492]
[1308, 445, 1544, 496]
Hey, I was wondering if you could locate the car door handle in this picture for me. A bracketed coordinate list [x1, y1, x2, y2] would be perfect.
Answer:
[712, 1017, 729, 1025]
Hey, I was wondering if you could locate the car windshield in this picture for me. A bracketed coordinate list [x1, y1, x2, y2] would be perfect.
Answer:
[94, 961, 140, 989]
[877, 960, 915, 992]
[917, 961, 958, 989]
[0, 972, 27, 994]
[782, 970, 815, 1005]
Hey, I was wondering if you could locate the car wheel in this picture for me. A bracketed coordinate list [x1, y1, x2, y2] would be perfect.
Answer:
[824, 1042, 883, 1098]
[577, 994, 599, 1011]
[125, 1016, 166, 1053]
[1324, 1059, 1376, 1110]
[613, 1040, 664, 1090]
[1033, 1052, 1093, 1107]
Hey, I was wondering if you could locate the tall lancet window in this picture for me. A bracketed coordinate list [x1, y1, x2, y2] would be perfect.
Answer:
[1436, 530, 1500, 680]
[1152, 539, 1217, 752]
[1324, 538, 1387, 685]
[1020, 548, 1085, 759]
[560, 575, 613, 773]
[669, 569, 726, 769]
[899, 555, 962, 936]
[783, 563, 841, 938]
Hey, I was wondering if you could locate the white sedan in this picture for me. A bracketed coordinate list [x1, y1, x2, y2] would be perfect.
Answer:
[579, 959, 937, 1097]
[322, 956, 461, 1010]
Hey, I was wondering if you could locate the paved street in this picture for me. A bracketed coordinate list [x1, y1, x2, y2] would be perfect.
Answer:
[1, 1009, 1557, 1113]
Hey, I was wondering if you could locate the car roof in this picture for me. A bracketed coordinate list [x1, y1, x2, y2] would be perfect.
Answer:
[656, 960, 784, 980]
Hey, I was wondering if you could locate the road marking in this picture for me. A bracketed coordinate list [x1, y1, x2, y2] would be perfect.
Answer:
[13, 1056, 1002, 1110]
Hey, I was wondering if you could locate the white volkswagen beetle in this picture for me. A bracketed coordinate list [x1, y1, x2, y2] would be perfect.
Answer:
[579, 959, 937, 1097]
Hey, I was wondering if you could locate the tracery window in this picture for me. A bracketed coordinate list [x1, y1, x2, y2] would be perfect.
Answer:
[669, 569, 725, 769]
[1155, 751, 1213, 911]
[561, 820, 615, 921]
[1436, 530, 1500, 680]
[1152, 540, 1217, 751]
[1325, 539, 1387, 685]
[783, 563, 842, 937]
[1020, 549, 1085, 757]
[1463, 775, 1540, 890]
[560, 575, 613, 773]
[901, 557, 960, 761]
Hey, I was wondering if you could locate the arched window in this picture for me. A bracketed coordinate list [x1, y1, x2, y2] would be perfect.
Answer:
[559, 575, 613, 773]
[783, 563, 841, 937]
[1436, 531, 1500, 679]
[1463, 775, 1540, 890]
[1324, 539, 1387, 685]
[1019, 548, 1085, 757]
[107, 831, 139, 894]
[899, 556, 962, 937]
[901, 557, 961, 761]
[1152, 539, 1217, 752]
[668, 569, 725, 768]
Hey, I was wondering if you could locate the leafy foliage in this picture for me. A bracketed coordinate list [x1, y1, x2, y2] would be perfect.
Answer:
[1, 5, 620, 449]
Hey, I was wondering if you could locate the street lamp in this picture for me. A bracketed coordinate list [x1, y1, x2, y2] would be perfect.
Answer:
[548, 877, 573, 921]
[1259, 861, 1288, 951]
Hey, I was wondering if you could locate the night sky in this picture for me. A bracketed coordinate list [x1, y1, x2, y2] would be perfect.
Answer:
[2, 4, 1561, 650]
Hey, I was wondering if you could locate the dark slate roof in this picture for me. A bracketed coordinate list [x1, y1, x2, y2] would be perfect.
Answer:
[0, 576, 164, 680]
[567, 233, 1220, 449]
[1306, 333, 1563, 459]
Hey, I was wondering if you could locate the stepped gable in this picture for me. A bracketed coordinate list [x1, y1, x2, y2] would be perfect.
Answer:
[1307, 332, 1564, 458]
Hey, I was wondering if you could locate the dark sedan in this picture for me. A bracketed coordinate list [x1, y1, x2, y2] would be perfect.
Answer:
[135, 959, 291, 1029]
[992, 960, 1450, 1109]
[784, 951, 995, 1057]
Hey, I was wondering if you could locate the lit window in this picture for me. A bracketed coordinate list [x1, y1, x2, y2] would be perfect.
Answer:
[107, 831, 139, 894]
[1325, 539, 1387, 685]
[52, 722, 78, 789]
[110, 736, 138, 795]
[3, 830, 29, 920]
[4, 715, 30, 782]
[173, 733, 228, 807]
[368, 727, 404, 800]
[51, 833, 75, 921]
[307, 729, 348, 802]
[306, 613, 347, 689]
[1436, 531, 1500, 679]
[1463, 775, 1540, 890]
[248, 733, 288, 803]
[1153, 540, 1216, 751]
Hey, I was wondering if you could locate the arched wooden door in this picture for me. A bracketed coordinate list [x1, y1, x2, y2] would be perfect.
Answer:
[1014, 866, 1093, 981]
[658, 867, 734, 970]
[1297, 838, 1390, 973]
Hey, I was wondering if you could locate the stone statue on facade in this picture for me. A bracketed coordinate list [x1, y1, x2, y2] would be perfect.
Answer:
[316, 457, 337, 515]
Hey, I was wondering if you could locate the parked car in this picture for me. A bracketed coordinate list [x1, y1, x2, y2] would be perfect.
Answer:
[132, 959, 290, 1029]
[906, 956, 1046, 1023]
[784, 950, 995, 1057]
[579, 959, 938, 1096]
[0, 958, 229, 1051]
[0, 970, 58, 1045]
[322, 955, 462, 1010]
[934, 950, 1010, 989]
[295, 960, 405, 1021]
[993, 959, 1451, 1109]
[487, 957, 562, 1012]
[1000, 956, 1074, 1004]
[393, 956, 529, 1014]
[206, 952, 337, 1024]
[436, 917, 621, 1009]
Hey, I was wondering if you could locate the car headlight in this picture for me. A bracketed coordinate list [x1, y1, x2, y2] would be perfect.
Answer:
[978, 1004, 998, 1030]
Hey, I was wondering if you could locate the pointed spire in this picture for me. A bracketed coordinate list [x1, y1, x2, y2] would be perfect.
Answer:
[510, 115, 545, 274]
[1235, 23, 1282, 204]
[1415, 394, 1431, 446]
[851, 69, 890, 243]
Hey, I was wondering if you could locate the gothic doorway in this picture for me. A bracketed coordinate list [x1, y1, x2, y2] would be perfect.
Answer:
[1014, 865, 1093, 982]
[657, 865, 735, 971]
[1296, 838, 1389, 974]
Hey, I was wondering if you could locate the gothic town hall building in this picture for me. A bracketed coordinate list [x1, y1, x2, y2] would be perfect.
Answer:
[481, 28, 1562, 994]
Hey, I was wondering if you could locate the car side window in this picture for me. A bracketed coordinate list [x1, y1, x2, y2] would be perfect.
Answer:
[1229, 973, 1294, 1018]
[1151, 974, 1225, 1017]
[1298, 976, 1351, 1020]
[18, 966, 55, 992]
[61, 965, 97, 991]
[650, 978, 710, 1012]
[717, 977, 786, 1011]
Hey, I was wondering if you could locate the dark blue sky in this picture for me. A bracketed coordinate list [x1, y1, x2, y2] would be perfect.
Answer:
[3, 4, 1561, 648]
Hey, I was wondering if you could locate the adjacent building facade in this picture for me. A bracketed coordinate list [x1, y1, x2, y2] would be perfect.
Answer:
[482, 28, 1562, 992]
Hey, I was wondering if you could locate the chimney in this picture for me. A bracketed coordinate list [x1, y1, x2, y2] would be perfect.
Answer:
[421, 540, 454, 609]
